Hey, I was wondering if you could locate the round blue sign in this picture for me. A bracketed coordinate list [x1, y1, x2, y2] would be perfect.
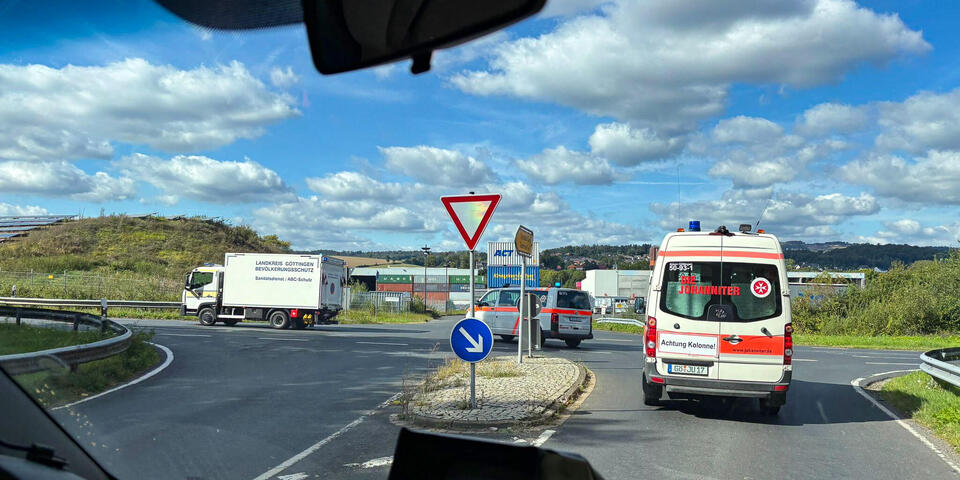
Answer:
[450, 317, 494, 363]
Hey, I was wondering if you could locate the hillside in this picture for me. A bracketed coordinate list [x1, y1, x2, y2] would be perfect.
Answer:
[784, 243, 951, 270]
[0, 216, 291, 276]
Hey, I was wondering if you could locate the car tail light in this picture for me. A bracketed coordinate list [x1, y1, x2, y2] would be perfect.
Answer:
[645, 316, 657, 358]
[774, 385, 788, 391]
[290, 309, 299, 318]
[784, 323, 793, 365]
[551, 313, 559, 333]
[650, 376, 665, 384]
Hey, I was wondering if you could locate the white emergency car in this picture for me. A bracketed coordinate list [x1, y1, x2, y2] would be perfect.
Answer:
[475, 286, 594, 348]
[641, 224, 792, 415]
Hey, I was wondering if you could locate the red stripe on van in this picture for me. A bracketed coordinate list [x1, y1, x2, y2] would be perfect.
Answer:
[658, 250, 784, 260]
[719, 335, 785, 356]
[541, 308, 592, 316]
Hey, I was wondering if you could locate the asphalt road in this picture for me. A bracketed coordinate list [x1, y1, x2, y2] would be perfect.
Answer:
[49, 316, 959, 480]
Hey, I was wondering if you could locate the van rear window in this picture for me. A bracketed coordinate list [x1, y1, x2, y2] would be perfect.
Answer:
[660, 262, 781, 321]
[557, 290, 591, 310]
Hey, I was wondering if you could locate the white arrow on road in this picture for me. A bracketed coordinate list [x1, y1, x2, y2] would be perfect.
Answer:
[459, 326, 484, 353]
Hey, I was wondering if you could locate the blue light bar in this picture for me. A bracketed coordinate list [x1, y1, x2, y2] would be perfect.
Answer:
[689, 221, 701, 232]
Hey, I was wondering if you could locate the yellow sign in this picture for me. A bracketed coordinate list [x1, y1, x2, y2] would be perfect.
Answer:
[514, 225, 534, 258]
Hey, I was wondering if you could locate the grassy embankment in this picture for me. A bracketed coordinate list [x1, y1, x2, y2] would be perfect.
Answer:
[880, 371, 960, 452]
[1, 323, 160, 407]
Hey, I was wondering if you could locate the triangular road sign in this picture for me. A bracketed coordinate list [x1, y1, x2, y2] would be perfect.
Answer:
[441, 193, 501, 251]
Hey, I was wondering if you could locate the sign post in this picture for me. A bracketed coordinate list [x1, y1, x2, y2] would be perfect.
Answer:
[450, 318, 493, 409]
[441, 193, 501, 409]
[514, 226, 534, 362]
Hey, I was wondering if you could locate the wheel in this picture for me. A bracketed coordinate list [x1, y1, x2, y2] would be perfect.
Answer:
[222, 318, 239, 326]
[198, 307, 217, 326]
[642, 375, 663, 406]
[759, 398, 783, 416]
[269, 310, 290, 329]
[500, 335, 516, 342]
[564, 339, 582, 348]
[292, 317, 306, 330]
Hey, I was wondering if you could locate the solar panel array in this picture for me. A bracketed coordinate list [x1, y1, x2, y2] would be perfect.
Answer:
[0, 215, 75, 242]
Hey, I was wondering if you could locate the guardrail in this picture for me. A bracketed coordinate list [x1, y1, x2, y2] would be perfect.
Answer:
[595, 317, 645, 328]
[920, 347, 960, 388]
[0, 297, 180, 310]
[0, 306, 133, 375]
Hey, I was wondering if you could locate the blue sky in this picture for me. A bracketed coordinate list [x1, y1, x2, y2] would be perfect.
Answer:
[1, 0, 958, 250]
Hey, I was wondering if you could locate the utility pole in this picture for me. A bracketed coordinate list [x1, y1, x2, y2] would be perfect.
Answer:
[421, 245, 431, 308]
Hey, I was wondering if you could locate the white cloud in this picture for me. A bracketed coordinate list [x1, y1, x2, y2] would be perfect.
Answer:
[539, 0, 609, 18]
[379, 146, 498, 185]
[452, 0, 928, 130]
[0, 161, 134, 202]
[588, 122, 684, 165]
[305, 171, 411, 201]
[839, 150, 960, 204]
[796, 102, 869, 136]
[0, 203, 48, 216]
[0, 58, 298, 161]
[269, 66, 300, 88]
[650, 190, 878, 238]
[876, 88, 960, 153]
[516, 146, 615, 185]
[116, 153, 293, 204]
[712, 116, 784, 144]
[869, 219, 960, 246]
[709, 157, 798, 187]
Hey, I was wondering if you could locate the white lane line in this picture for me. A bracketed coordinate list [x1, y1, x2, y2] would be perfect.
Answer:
[601, 338, 635, 343]
[865, 362, 919, 366]
[532, 429, 556, 447]
[156, 333, 211, 337]
[359, 457, 393, 469]
[277, 474, 309, 480]
[53, 342, 173, 411]
[356, 341, 408, 346]
[252, 393, 399, 480]
[257, 337, 309, 342]
[851, 370, 960, 475]
[792, 359, 818, 362]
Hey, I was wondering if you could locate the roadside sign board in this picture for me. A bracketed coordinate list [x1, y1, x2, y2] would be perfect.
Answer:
[514, 225, 534, 258]
[516, 292, 541, 317]
[450, 318, 494, 363]
[441, 194, 501, 251]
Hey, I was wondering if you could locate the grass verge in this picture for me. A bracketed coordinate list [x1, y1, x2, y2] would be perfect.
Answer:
[340, 310, 433, 324]
[795, 334, 960, 351]
[592, 320, 643, 335]
[12, 330, 161, 408]
[0, 323, 114, 355]
[879, 371, 960, 452]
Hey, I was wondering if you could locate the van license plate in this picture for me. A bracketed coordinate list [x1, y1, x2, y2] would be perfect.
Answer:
[667, 364, 708, 376]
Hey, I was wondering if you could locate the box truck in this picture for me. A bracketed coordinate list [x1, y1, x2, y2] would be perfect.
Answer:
[181, 253, 346, 329]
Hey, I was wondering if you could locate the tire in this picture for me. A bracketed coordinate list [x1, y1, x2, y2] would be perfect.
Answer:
[292, 317, 306, 330]
[269, 310, 290, 329]
[642, 375, 663, 406]
[198, 307, 217, 326]
[564, 339, 582, 348]
[759, 398, 783, 416]
[500, 335, 516, 342]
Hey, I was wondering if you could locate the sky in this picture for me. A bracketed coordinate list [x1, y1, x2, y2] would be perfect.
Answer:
[0, 0, 958, 251]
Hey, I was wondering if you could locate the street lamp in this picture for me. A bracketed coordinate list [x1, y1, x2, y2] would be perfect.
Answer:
[421, 245, 431, 304]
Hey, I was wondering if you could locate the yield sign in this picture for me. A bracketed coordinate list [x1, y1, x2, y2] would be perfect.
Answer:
[441, 193, 501, 251]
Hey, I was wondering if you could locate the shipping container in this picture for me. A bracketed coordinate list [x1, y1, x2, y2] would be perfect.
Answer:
[378, 283, 413, 293]
[487, 265, 540, 288]
[487, 241, 540, 266]
[377, 274, 411, 284]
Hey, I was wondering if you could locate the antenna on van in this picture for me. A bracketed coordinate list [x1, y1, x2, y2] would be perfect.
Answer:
[754, 194, 774, 230]
[675, 162, 681, 225]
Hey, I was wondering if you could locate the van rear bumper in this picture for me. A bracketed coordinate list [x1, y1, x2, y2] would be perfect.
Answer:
[545, 330, 593, 340]
[644, 362, 790, 399]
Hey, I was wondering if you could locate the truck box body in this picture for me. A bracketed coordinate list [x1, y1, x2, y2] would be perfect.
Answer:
[221, 253, 343, 310]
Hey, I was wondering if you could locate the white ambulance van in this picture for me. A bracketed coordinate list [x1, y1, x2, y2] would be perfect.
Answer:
[641, 223, 792, 415]
[475, 286, 594, 348]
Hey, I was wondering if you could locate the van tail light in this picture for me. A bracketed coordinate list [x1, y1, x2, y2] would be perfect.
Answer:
[645, 316, 657, 358]
[290, 309, 299, 318]
[783, 323, 793, 365]
[551, 313, 559, 334]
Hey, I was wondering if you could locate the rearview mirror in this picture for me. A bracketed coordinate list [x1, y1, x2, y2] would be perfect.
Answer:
[303, 0, 547, 74]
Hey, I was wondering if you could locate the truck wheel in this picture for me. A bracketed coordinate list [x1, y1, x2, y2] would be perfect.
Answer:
[222, 318, 239, 326]
[198, 307, 217, 326]
[500, 335, 516, 342]
[642, 375, 663, 406]
[564, 339, 582, 348]
[269, 310, 290, 329]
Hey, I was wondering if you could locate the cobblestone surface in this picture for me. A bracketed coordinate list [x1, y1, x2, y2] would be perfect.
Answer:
[409, 355, 582, 425]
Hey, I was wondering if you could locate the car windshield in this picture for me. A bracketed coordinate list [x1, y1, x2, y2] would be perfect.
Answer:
[3, 1, 960, 480]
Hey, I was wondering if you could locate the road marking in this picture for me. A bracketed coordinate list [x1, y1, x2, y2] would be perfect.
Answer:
[252, 393, 399, 480]
[53, 342, 173, 411]
[532, 429, 555, 447]
[865, 362, 918, 366]
[851, 370, 960, 475]
[156, 333, 211, 337]
[277, 474, 308, 480]
[257, 337, 309, 342]
[792, 359, 817, 362]
[601, 338, 635, 342]
[356, 341, 409, 346]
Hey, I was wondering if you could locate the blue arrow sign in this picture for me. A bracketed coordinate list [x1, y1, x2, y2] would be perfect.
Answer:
[450, 317, 494, 363]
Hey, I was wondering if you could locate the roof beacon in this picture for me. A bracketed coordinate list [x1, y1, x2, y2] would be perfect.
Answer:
[555, 282, 561, 287]
[739, 224, 752, 233]
[689, 221, 701, 232]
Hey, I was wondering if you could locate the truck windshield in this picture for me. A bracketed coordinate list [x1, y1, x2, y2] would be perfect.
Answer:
[660, 262, 781, 322]
[190, 271, 214, 289]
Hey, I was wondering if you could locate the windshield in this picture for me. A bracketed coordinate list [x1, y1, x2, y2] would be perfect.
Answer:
[3, 1, 959, 480]
[661, 262, 782, 321]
